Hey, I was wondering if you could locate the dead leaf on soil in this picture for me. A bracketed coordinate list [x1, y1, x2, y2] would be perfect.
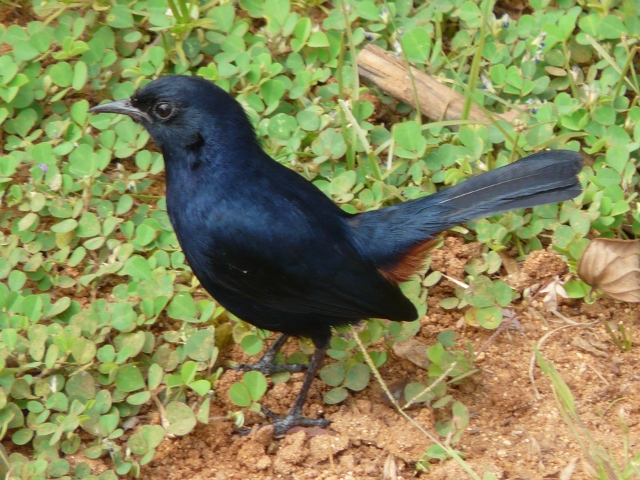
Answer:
[539, 277, 568, 311]
[577, 238, 640, 302]
[498, 250, 520, 277]
[571, 336, 609, 359]
[392, 338, 430, 370]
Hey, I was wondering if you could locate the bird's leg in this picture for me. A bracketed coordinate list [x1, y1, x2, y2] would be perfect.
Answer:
[234, 333, 308, 374]
[263, 345, 330, 436]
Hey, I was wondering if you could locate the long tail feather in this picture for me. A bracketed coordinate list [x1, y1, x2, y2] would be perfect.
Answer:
[348, 150, 583, 276]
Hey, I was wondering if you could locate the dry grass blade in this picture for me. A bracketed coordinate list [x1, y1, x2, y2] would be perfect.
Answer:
[382, 454, 398, 480]
[577, 238, 640, 302]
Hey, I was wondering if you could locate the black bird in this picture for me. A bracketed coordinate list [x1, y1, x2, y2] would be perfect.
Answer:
[90, 75, 583, 435]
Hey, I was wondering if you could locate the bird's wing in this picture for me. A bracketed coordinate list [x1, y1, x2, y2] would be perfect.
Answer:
[175, 197, 416, 322]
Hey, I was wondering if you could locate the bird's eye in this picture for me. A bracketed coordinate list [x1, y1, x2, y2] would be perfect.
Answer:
[154, 102, 175, 119]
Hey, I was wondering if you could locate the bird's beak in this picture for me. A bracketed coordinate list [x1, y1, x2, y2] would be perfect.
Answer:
[89, 99, 153, 124]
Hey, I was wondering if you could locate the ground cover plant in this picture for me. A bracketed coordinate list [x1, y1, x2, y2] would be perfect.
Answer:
[0, 0, 638, 477]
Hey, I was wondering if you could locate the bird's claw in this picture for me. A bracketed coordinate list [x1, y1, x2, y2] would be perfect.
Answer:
[261, 406, 331, 436]
[232, 361, 308, 374]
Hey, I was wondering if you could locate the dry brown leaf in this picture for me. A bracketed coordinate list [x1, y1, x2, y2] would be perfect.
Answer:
[391, 338, 430, 370]
[498, 250, 520, 277]
[539, 277, 568, 311]
[577, 238, 640, 302]
[571, 336, 609, 359]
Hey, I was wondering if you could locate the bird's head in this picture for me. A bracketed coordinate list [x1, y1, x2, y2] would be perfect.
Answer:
[89, 75, 257, 158]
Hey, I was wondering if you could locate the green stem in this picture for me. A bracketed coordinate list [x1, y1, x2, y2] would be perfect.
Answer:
[461, 0, 493, 120]
[336, 34, 356, 172]
[167, 0, 186, 23]
[339, 0, 359, 102]
[381, 0, 422, 122]
[338, 0, 361, 175]
[614, 45, 639, 99]
[561, 41, 580, 100]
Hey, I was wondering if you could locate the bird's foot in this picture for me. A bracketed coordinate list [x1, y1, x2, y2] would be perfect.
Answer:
[262, 406, 330, 437]
[233, 359, 307, 374]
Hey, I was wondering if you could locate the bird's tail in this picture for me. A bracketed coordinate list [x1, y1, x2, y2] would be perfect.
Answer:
[415, 150, 583, 227]
[348, 150, 583, 279]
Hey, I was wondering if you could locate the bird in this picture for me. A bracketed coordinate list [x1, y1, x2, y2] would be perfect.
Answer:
[89, 75, 583, 436]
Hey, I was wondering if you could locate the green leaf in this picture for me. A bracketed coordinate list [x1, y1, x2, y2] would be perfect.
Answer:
[189, 379, 211, 396]
[264, 0, 290, 26]
[605, 144, 629, 173]
[12, 428, 34, 445]
[22, 295, 43, 322]
[50, 62, 73, 87]
[243, 371, 267, 401]
[467, 306, 503, 329]
[437, 330, 456, 348]
[329, 170, 356, 195]
[439, 297, 459, 310]
[261, 79, 285, 107]
[405, 381, 432, 403]
[135, 223, 157, 245]
[393, 121, 426, 152]
[51, 219, 78, 233]
[127, 391, 151, 405]
[13, 41, 39, 61]
[308, 31, 329, 48]
[294, 17, 311, 43]
[167, 293, 197, 320]
[570, 209, 591, 236]
[8, 270, 26, 291]
[65, 371, 96, 401]
[165, 401, 197, 436]
[427, 342, 446, 364]
[121, 255, 152, 280]
[77, 212, 101, 237]
[107, 5, 134, 28]
[240, 334, 263, 356]
[73, 61, 88, 90]
[181, 361, 198, 384]
[564, 279, 590, 298]
[459, 1, 482, 27]
[493, 281, 514, 307]
[323, 386, 348, 404]
[597, 15, 626, 40]
[115, 364, 145, 392]
[83, 446, 103, 459]
[229, 382, 251, 407]
[185, 329, 215, 361]
[319, 362, 345, 387]
[401, 28, 432, 63]
[211, 4, 235, 32]
[18, 212, 38, 231]
[197, 397, 211, 424]
[71, 338, 96, 364]
[129, 425, 164, 455]
[148, 364, 164, 390]
[46, 392, 69, 412]
[490, 64, 507, 84]
[344, 363, 370, 391]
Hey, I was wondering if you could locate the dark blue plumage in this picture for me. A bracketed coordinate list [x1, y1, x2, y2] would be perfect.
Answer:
[90, 75, 583, 435]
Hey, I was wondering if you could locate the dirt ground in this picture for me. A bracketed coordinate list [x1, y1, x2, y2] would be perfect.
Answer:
[128, 242, 640, 479]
